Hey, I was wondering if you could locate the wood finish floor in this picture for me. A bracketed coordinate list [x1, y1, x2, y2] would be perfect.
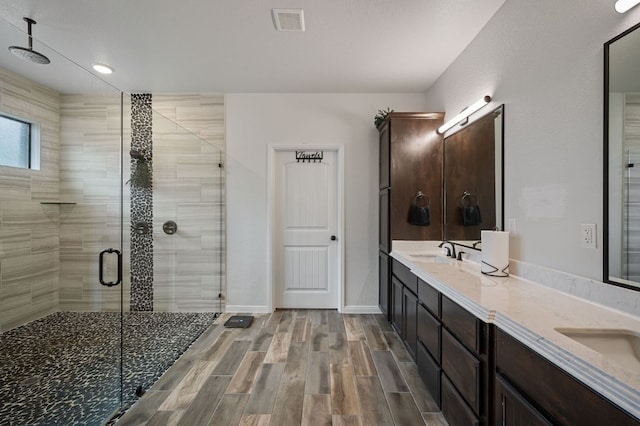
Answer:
[116, 310, 448, 426]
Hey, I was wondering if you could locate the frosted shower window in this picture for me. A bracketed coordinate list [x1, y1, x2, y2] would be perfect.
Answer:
[0, 114, 33, 168]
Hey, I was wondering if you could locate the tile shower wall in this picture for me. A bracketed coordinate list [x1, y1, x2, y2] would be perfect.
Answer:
[152, 94, 225, 312]
[623, 93, 640, 282]
[0, 68, 61, 331]
[58, 94, 131, 312]
[58, 93, 225, 313]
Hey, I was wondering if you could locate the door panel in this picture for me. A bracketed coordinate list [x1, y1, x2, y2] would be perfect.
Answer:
[275, 149, 339, 308]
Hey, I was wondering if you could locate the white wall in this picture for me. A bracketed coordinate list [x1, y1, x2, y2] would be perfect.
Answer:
[226, 94, 428, 311]
[423, 0, 640, 282]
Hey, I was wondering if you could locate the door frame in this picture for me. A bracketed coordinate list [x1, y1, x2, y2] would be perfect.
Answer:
[267, 144, 345, 313]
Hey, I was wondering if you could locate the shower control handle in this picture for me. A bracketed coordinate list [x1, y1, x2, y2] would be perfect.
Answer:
[99, 248, 122, 287]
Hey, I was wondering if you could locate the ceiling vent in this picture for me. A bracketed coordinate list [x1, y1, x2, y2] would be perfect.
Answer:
[272, 9, 305, 32]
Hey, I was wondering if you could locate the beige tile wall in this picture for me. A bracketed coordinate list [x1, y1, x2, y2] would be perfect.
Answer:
[0, 68, 61, 332]
[152, 94, 225, 312]
[1, 83, 225, 325]
[58, 94, 131, 312]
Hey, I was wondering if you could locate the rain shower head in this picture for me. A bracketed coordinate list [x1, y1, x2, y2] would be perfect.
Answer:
[8, 18, 50, 65]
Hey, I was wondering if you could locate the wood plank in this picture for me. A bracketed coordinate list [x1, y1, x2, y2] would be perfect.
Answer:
[332, 415, 363, 426]
[203, 329, 238, 363]
[291, 316, 311, 342]
[343, 315, 365, 341]
[301, 394, 332, 426]
[386, 392, 425, 425]
[305, 351, 330, 394]
[277, 310, 294, 332]
[374, 314, 394, 332]
[330, 363, 360, 415]
[422, 412, 449, 426]
[362, 324, 389, 351]
[239, 414, 271, 426]
[264, 331, 292, 363]
[212, 340, 251, 375]
[329, 332, 350, 365]
[177, 376, 231, 426]
[283, 341, 308, 380]
[328, 310, 346, 333]
[244, 362, 286, 414]
[398, 361, 439, 412]
[158, 360, 218, 410]
[370, 351, 409, 393]
[348, 341, 377, 376]
[355, 376, 394, 426]
[249, 323, 276, 352]
[150, 357, 195, 391]
[270, 375, 305, 426]
[268, 310, 284, 325]
[207, 393, 249, 426]
[383, 331, 412, 362]
[310, 324, 329, 351]
[235, 314, 269, 342]
[115, 390, 171, 425]
[226, 351, 266, 393]
[146, 410, 184, 426]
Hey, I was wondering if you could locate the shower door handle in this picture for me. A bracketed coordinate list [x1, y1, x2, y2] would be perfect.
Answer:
[99, 248, 122, 287]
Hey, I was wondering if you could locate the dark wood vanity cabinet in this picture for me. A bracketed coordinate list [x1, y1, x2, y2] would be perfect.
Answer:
[440, 295, 492, 426]
[416, 277, 442, 407]
[377, 112, 444, 317]
[495, 329, 638, 426]
[391, 259, 418, 357]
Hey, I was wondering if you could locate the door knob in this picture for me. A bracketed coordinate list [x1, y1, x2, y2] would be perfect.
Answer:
[331, 235, 337, 241]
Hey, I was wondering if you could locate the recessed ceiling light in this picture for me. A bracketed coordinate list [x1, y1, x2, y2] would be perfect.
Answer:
[92, 63, 114, 74]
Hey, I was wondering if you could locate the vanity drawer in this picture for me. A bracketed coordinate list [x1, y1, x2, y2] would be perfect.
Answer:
[418, 278, 440, 317]
[442, 328, 481, 415]
[442, 374, 479, 426]
[417, 340, 441, 407]
[442, 295, 478, 353]
[417, 303, 440, 363]
[392, 258, 417, 294]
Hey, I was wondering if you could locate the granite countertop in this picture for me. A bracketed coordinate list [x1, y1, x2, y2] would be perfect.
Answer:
[390, 242, 640, 420]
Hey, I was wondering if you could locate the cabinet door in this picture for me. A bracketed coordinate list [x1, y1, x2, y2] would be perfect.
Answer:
[379, 189, 390, 252]
[379, 251, 389, 318]
[417, 341, 441, 408]
[391, 277, 404, 336]
[403, 287, 418, 359]
[417, 303, 441, 363]
[495, 375, 552, 426]
[379, 123, 390, 189]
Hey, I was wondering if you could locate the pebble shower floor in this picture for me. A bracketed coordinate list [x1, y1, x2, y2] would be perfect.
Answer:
[0, 311, 217, 426]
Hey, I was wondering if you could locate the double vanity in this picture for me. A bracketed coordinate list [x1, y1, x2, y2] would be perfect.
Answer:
[389, 241, 640, 426]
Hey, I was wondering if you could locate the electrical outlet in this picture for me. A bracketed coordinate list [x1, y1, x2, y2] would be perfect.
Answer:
[507, 218, 517, 234]
[581, 224, 596, 249]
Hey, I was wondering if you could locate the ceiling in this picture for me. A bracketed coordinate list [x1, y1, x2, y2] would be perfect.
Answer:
[0, 0, 506, 94]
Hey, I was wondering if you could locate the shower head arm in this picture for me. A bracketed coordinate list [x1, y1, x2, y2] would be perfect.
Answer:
[23, 17, 36, 50]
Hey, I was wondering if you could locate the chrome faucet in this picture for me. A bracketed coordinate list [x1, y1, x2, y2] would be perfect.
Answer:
[438, 241, 456, 258]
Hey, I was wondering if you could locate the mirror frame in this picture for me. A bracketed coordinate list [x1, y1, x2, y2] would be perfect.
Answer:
[444, 104, 505, 249]
[603, 21, 640, 291]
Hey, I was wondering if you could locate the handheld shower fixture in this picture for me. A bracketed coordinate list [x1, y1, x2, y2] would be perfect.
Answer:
[8, 17, 51, 65]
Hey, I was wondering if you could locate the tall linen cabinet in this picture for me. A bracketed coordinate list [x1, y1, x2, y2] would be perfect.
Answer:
[378, 112, 444, 319]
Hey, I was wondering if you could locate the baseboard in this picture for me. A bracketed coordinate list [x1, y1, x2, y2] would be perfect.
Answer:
[224, 305, 272, 314]
[342, 305, 382, 314]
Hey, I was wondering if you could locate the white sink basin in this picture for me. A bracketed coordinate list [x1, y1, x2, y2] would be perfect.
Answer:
[554, 327, 640, 372]
[408, 253, 454, 264]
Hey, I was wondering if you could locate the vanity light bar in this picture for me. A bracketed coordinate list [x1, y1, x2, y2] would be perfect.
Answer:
[437, 95, 492, 135]
[615, 0, 640, 13]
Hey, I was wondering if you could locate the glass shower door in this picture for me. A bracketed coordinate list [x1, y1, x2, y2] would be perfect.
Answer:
[0, 16, 126, 425]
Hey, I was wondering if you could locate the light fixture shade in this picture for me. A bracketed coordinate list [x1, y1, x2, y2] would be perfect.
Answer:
[615, 0, 640, 13]
[437, 95, 491, 134]
[92, 63, 114, 74]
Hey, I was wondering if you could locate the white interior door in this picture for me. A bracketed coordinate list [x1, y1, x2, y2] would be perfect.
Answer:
[274, 149, 339, 308]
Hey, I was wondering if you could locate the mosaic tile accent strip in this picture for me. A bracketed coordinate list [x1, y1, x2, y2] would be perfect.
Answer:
[130, 93, 154, 311]
[0, 311, 217, 426]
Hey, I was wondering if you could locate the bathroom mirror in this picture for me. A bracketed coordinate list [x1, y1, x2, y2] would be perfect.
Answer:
[443, 105, 504, 247]
[604, 21, 640, 291]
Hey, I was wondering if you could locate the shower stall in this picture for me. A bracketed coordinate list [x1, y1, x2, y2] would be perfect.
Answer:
[0, 18, 225, 425]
